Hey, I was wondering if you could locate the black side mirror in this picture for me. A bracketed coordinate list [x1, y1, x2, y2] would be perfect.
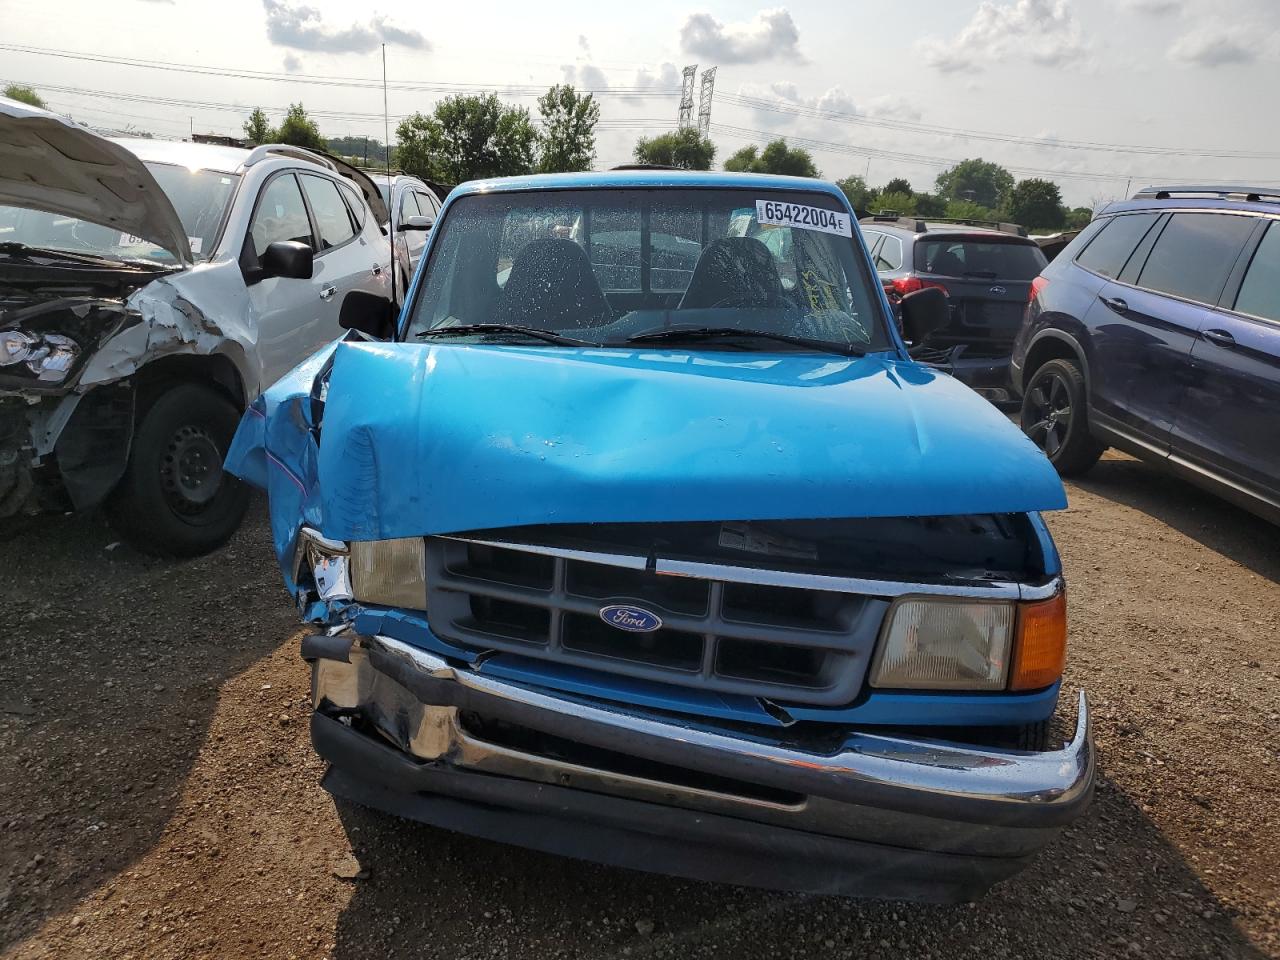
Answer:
[398, 215, 433, 232]
[261, 240, 313, 281]
[899, 287, 949, 344]
[339, 290, 396, 340]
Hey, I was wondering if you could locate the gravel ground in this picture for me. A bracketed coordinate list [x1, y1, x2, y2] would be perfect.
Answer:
[2, 450, 1278, 960]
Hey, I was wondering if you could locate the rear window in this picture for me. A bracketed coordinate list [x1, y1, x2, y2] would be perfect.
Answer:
[1075, 213, 1160, 278]
[914, 237, 1045, 280]
[1136, 213, 1257, 305]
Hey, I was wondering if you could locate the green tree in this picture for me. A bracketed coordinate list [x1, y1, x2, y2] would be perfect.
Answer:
[326, 135, 388, 166]
[1007, 178, 1066, 230]
[242, 108, 273, 146]
[3, 84, 46, 109]
[274, 103, 325, 151]
[935, 158, 1015, 210]
[835, 174, 873, 212]
[883, 177, 912, 196]
[723, 139, 819, 177]
[943, 198, 998, 222]
[536, 84, 599, 173]
[873, 191, 918, 216]
[915, 193, 947, 217]
[633, 128, 716, 170]
[395, 94, 537, 183]
[1065, 206, 1094, 230]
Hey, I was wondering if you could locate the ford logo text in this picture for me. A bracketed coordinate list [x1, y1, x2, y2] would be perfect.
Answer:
[599, 604, 663, 633]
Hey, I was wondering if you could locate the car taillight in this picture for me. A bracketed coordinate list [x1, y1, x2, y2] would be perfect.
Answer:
[1028, 275, 1049, 304]
[890, 276, 949, 298]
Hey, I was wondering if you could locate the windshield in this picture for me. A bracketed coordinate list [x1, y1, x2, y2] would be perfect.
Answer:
[0, 162, 239, 264]
[914, 237, 1047, 281]
[405, 188, 891, 353]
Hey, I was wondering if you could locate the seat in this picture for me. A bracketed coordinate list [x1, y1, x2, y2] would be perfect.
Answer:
[493, 238, 612, 330]
[678, 237, 787, 310]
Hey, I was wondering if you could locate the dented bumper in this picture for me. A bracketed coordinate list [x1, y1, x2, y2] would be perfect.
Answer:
[309, 632, 1094, 902]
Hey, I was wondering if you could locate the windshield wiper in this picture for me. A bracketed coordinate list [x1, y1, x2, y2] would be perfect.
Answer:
[0, 242, 155, 270]
[618, 326, 866, 357]
[415, 323, 591, 347]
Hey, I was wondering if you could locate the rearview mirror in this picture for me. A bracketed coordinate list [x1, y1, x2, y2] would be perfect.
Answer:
[899, 287, 949, 344]
[261, 240, 313, 281]
[339, 290, 396, 340]
[398, 215, 433, 232]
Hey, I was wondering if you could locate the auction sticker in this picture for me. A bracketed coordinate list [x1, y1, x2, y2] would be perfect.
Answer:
[755, 199, 851, 237]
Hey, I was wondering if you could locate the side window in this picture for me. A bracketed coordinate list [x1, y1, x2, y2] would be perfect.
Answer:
[417, 191, 439, 217]
[1234, 223, 1280, 322]
[340, 181, 366, 229]
[876, 235, 903, 271]
[400, 190, 421, 220]
[300, 174, 356, 251]
[1075, 213, 1160, 278]
[249, 173, 311, 260]
[1137, 213, 1257, 305]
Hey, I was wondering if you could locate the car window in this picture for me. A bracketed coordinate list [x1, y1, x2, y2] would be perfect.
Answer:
[417, 191, 439, 217]
[340, 181, 366, 229]
[875, 234, 903, 271]
[1075, 213, 1160, 278]
[1137, 213, 1257, 305]
[300, 174, 356, 251]
[1234, 222, 1280, 322]
[250, 173, 312, 260]
[400, 190, 421, 220]
[409, 187, 889, 353]
[914, 238, 1045, 280]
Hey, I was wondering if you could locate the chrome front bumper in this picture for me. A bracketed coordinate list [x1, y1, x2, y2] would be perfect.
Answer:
[309, 632, 1094, 901]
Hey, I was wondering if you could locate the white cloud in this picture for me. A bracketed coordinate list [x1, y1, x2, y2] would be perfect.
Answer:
[282, 52, 302, 73]
[680, 8, 804, 65]
[560, 63, 610, 90]
[918, 0, 1088, 73]
[262, 0, 428, 53]
[1122, 0, 1181, 12]
[1169, 28, 1257, 65]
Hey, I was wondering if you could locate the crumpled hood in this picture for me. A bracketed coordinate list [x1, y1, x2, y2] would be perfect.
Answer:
[0, 97, 192, 265]
[229, 340, 1066, 550]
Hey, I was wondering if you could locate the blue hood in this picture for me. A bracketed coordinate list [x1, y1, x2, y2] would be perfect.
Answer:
[228, 341, 1065, 553]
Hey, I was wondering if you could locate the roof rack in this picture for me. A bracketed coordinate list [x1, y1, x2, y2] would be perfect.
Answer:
[240, 143, 337, 172]
[1133, 185, 1280, 204]
[610, 163, 683, 171]
[856, 214, 1027, 237]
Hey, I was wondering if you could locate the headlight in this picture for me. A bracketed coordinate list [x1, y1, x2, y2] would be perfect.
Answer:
[870, 598, 1014, 690]
[350, 537, 427, 609]
[0, 330, 35, 366]
[27, 334, 80, 381]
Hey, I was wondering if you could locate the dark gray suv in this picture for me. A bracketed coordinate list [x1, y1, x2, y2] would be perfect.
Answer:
[860, 216, 1048, 403]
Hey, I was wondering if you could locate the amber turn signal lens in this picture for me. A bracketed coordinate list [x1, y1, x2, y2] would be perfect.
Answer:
[1010, 591, 1067, 691]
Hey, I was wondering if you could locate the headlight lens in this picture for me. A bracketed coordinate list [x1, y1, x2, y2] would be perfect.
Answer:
[350, 537, 427, 610]
[0, 330, 36, 366]
[870, 598, 1014, 690]
[27, 334, 79, 381]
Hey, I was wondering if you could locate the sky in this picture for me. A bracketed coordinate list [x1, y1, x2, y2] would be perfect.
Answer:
[2, 0, 1279, 205]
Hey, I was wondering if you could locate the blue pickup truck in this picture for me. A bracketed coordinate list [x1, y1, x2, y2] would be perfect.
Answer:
[228, 170, 1093, 902]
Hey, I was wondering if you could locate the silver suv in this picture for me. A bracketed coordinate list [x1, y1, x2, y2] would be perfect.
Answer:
[0, 98, 393, 555]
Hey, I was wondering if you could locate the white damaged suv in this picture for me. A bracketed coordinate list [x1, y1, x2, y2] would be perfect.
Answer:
[0, 98, 393, 555]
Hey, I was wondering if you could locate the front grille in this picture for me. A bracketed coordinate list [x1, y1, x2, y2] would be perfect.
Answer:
[425, 537, 889, 706]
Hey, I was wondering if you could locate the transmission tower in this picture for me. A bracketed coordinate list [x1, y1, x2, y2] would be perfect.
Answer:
[697, 67, 716, 137]
[678, 64, 697, 129]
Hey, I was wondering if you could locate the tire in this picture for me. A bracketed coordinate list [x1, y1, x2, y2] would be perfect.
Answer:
[106, 382, 250, 557]
[1020, 358, 1105, 476]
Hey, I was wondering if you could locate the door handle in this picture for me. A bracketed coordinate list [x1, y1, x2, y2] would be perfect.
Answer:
[1202, 328, 1236, 348]
[319, 285, 336, 302]
[371, 264, 383, 277]
[1101, 296, 1128, 314]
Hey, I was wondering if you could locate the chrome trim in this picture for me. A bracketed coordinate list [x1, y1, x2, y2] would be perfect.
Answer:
[445, 534, 1062, 602]
[365, 634, 1093, 814]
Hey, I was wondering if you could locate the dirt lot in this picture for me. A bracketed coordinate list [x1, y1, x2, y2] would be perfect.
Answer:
[2, 451, 1278, 960]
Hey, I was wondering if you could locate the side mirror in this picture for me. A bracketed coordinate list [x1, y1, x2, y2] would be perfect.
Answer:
[899, 287, 949, 344]
[339, 290, 396, 340]
[261, 240, 313, 281]
[398, 215, 433, 232]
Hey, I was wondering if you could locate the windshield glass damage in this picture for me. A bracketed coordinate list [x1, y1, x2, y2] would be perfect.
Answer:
[405, 188, 891, 353]
[0, 162, 239, 264]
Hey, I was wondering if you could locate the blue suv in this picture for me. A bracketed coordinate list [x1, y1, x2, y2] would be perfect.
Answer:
[1012, 186, 1280, 524]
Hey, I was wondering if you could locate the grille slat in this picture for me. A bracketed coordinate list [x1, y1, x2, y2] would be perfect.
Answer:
[426, 536, 889, 706]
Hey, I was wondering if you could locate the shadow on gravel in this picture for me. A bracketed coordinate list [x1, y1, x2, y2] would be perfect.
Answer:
[1074, 457, 1280, 585]
[0, 499, 297, 951]
[327, 774, 1268, 960]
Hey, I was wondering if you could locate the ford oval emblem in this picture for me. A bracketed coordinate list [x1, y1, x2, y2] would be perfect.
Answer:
[989, 285, 1007, 295]
[599, 604, 663, 633]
